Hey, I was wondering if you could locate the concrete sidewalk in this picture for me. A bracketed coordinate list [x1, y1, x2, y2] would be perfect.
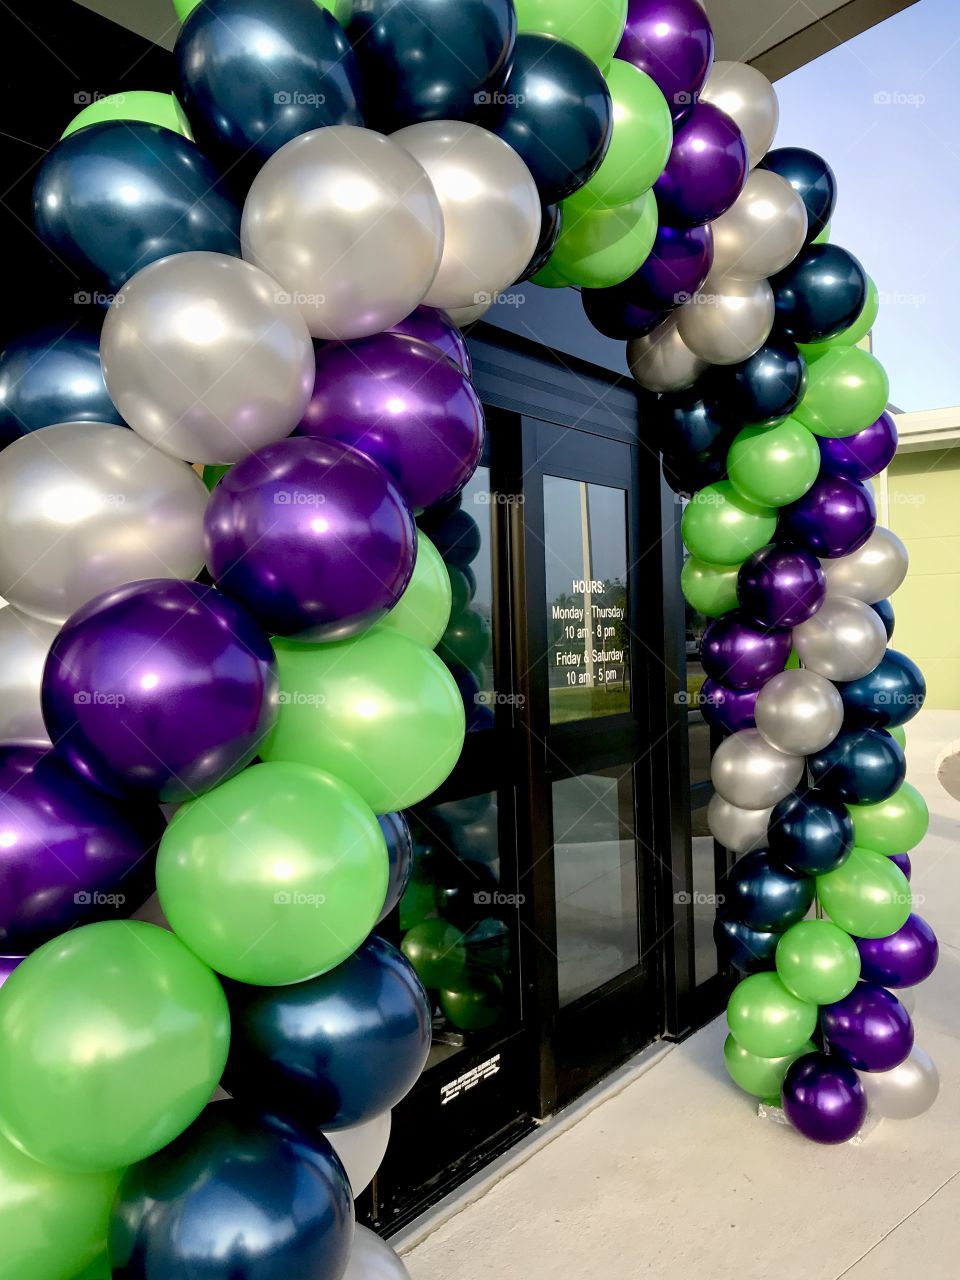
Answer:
[400, 710, 960, 1280]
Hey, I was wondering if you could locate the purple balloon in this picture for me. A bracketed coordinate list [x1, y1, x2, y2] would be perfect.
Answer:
[699, 678, 758, 734]
[817, 411, 898, 481]
[298, 333, 484, 511]
[700, 612, 791, 690]
[43, 579, 278, 803]
[634, 222, 714, 308]
[388, 306, 472, 377]
[616, 0, 714, 114]
[654, 103, 748, 227]
[821, 982, 914, 1072]
[779, 475, 876, 559]
[0, 956, 22, 987]
[738, 545, 826, 629]
[782, 1052, 867, 1144]
[888, 852, 912, 880]
[855, 914, 938, 989]
[205, 437, 416, 642]
[0, 746, 163, 952]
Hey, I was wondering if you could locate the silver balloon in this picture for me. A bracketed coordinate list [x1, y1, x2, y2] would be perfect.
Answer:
[0, 422, 208, 624]
[392, 121, 541, 311]
[822, 527, 909, 605]
[792, 594, 888, 681]
[699, 61, 779, 168]
[861, 1045, 939, 1120]
[0, 605, 59, 746]
[711, 729, 804, 810]
[322, 1111, 391, 1196]
[754, 669, 844, 756]
[898, 985, 918, 1017]
[101, 252, 315, 465]
[677, 274, 775, 366]
[242, 125, 444, 341]
[709, 171, 808, 282]
[341, 1226, 411, 1280]
[627, 314, 709, 392]
[707, 793, 773, 854]
[447, 298, 494, 327]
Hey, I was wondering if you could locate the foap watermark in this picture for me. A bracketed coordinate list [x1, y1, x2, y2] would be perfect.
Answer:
[475, 691, 526, 709]
[275, 290, 326, 307]
[473, 890, 525, 907]
[474, 90, 526, 107]
[274, 489, 326, 506]
[274, 890, 327, 907]
[877, 290, 926, 309]
[474, 290, 525, 309]
[74, 890, 126, 907]
[275, 91, 327, 106]
[474, 491, 524, 507]
[74, 290, 122, 308]
[277, 690, 326, 708]
[74, 90, 119, 106]
[873, 90, 925, 108]
[74, 690, 126, 707]
[874, 691, 924, 709]
[675, 891, 725, 907]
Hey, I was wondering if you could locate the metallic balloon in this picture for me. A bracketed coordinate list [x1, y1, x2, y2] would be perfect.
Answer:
[628, 313, 709, 392]
[888, 851, 912, 880]
[771, 243, 868, 344]
[241, 126, 444, 341]
[678, 275, 775, 365]
[630, 220, 713, 307]
[0, 423, 207, 625]
[700, 612, 791, 690]
[389, 307, 473, 376]
[711, 728, 805, 810]
[821, 982, 914, 1073]
[447, 299, 494, 327]
[855, 913, 938, 989]
[377, 811, 415, 924]
[653, 387, 732, 455]
[860, 1045, 939, 1120]
[714, 917, 780, 974]
[582, 280, 666, 340]
[755, 668, 843, 756]
[720, 849, 814, 932]
[782, 1052, 866, 1144]
[807, 726, 906, 805]
[517, 203, 564, 284]
[707, 793, 773, 855]
[711, 340, 807, 429]
[392, 121, 541, 311]
[821, 526, 909, 604]
[818, 412, 898, 482]
[709, 171, 807, 282]
[654, 103, 747, 227]
[699, 679, 758, 735]
[834, 648, 925, 728]
[759, 147, 836, 244]
[100, 252, 315, 465]
[792, 594, 887, 682]
[342, 1225, 412, 1280]
[737, 545, 825, 629]
[699, 60, 778, 168]
[767, 789, 853, 876]
[616, 0, 714, 113]
[0, 956, 22, 988]
[782, 474, 877, 560]
[0, 607, 58, 746]
[323, 1113, 391, 1196]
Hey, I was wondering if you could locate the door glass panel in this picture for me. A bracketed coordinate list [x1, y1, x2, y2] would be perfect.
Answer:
[552, 766, 639, 1007]
[543, 475, 630, 724]
[691, 799, 720, 985]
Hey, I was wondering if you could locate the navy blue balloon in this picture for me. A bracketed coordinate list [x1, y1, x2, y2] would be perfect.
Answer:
[0, 325, 124, 449]
[714, 916, 779, 974]
[662, 445, 727, 496]
[223, 935, 431, 1129]
[110, 1101, 353, 1280]
[834, 649, 925, 729]
[807, 727, 905, 805]
[708, 341, 807, 428]
[771, 244, 867, 344]
[767, 789, 853, 876]
[581, 279, 666, 340]
[759, 147, 836, 244]
[872, 598, 895, 640]
[654, 388, 734, 457]
[346, 0, 516, 132]
[33, 122, 241, 293]
[377, 810, 415, 924]
[486, 33, 612, 204]
[719, 849, 815, 933]
[517, 203, 563, 283]
[176, 0, 362, 184]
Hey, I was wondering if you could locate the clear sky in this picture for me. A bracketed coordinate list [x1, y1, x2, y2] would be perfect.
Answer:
[774, 0, 960, 411]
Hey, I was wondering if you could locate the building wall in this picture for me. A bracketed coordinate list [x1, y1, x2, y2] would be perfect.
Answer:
[886, 447, 960, 709]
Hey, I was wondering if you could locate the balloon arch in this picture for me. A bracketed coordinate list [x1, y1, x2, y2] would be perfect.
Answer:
[0, 0, 939, 1275]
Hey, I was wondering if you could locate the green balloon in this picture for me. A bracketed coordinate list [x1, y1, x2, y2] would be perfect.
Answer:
[262, 629, 466, 812]
[798, 277, 879, 363]
[401, 920, 467, 989]
[848, 782, 929, 854]
[889, 723, 907, 751]
[514, 0, 628, 67]
[680, 556, 740, 617]
[817, 846, 911, 939]
[726, 972, 818, 1058]
[723, 1034, 816, 1099]
[440, 972, 505, 1032]
[447, 564, 474, 618]
[530, 257, 574, 289]
[0, 922, 228, 1173]
[785, 648, 801, 670]
[581, 60, 672, 207]
[173, 0, 201, 19]
[548, 187, 658, 289]
[727, 418, 821, 508]
[157, 761, 388, 985]
[794, 347, 890, 438]
[775, 919, 861, 1004]
[812, 220, 831, 245]
[202, 463, 230, 491]
[62, 91, 192, 140]
[680, 481, 777, 566]
[378, 531, 452, 648]
[437, 608, 491, 669]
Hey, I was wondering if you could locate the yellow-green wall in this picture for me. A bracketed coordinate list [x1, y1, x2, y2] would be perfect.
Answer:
[886, 447, 960, 708]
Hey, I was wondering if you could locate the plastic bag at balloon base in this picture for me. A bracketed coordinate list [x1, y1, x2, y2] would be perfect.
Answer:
[756, 1098, 881, 1144]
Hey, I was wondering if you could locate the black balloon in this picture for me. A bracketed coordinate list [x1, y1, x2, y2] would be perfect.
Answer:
[0, 325, 124, 449]
[708, 341, 807, 428]
[175, 0, 362, 184]
[377, 810, 415, 924]
[807, 727, 906, 805]
[662, 444, 727, 496]
[517, 203, 563, 283]
[714, 916, 779, 974]
[110, 1102, 353, 1280]
[834, 649, 925, 729]
[767, 789, 854, 876]
[419, 506, 482, 567]
[223, 935, 431, 1129]
[581, 277, 667, 340]
[771, 244, 868, 343]
[759, 146, 836, 244]
[655, 388, 734, 457]
[872, 598, 895, 640]
[486, 33, 612, 204]
[346, 0, 516, 132]
[719, 849, 815, 933]
[33, 122, 240, 293]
